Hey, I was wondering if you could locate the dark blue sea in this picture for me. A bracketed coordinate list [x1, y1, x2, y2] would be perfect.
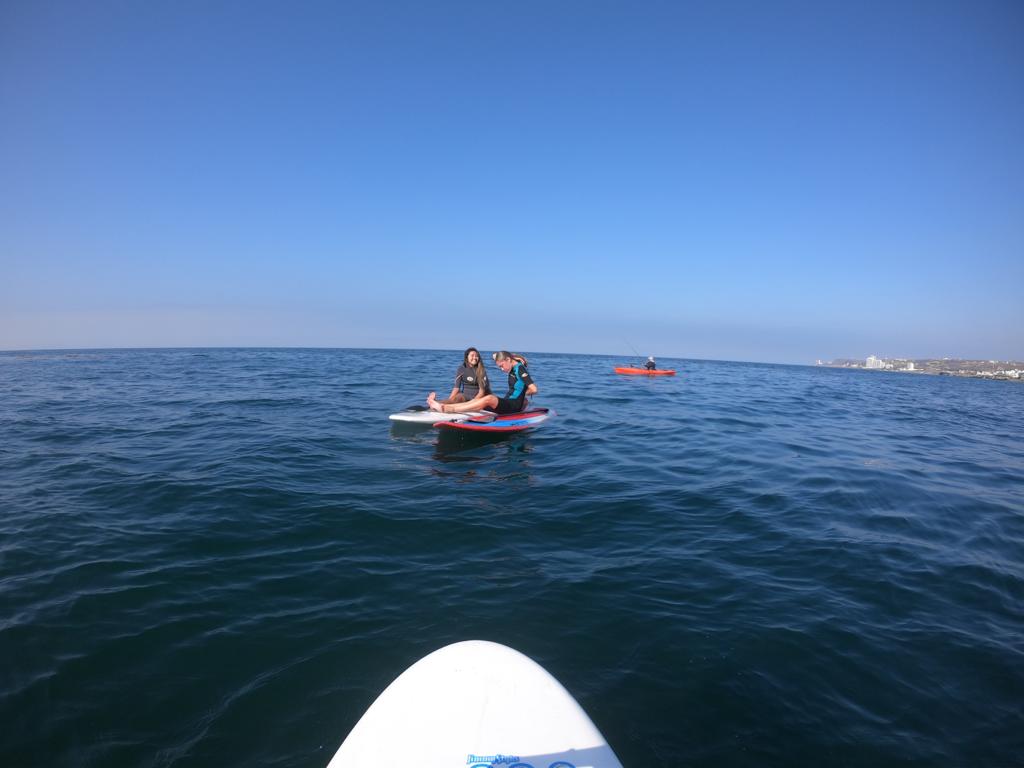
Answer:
[2, 348, 1022, 767]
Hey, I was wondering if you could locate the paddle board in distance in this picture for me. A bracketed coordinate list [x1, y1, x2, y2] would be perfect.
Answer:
[327, 640, 623, 768]
[389, 405, 494, 424]
[435, 407, 552, 432]
[614, 367, 676, 376]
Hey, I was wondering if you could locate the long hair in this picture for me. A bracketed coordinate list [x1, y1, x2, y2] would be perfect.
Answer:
[492, 350, 528, 368]
[464, 347, 489, 393]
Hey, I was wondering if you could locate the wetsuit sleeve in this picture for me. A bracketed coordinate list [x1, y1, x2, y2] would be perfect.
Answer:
[505, 364, 535, 399]
[454, 367, 465, 391]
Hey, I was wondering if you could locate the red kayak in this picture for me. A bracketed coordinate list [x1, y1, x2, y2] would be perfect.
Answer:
[614, 367, 676, 376]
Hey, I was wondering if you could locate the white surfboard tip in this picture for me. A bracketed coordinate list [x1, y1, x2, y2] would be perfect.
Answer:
[327, 640, 622, 768]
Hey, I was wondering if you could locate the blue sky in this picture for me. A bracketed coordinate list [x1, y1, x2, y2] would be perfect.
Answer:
[2, 1, 1021, 363]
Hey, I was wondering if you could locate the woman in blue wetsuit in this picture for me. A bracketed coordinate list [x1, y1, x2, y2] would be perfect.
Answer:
[427, 350, 537, 415]
[439, 347, 491, 404]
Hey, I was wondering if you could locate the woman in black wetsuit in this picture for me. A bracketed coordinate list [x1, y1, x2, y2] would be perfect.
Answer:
[427, 350, 537, 415]
[438, 347, 491, 404]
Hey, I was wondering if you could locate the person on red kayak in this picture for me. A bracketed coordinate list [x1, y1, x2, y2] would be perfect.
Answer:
[645, 356, 657, 370]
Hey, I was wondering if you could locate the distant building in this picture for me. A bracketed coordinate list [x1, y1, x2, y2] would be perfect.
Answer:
[866, 355, 885, 369]
[906, 362, 915, 371]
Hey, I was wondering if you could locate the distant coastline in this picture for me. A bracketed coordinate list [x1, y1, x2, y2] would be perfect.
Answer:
[817, 357, 1024, 381]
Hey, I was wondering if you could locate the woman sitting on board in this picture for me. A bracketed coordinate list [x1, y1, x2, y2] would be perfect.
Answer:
[438, 347, 491, 404]
[428, 351, 537, 415]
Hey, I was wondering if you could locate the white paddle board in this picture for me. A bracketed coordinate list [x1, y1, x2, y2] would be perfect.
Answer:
[327, 640, 623, 768]
[389, 406, 494, 424]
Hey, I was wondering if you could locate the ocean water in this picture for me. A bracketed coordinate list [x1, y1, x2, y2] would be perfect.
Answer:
[1, 348, 1022, 767]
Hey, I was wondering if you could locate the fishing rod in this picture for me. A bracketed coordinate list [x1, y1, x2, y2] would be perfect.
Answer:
[624, 339, 644, 366]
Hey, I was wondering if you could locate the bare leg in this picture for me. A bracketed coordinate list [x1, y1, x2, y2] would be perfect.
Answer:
[436, 393, 500, 414]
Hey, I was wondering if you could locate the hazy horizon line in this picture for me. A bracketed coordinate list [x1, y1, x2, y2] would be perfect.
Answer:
[4, 344, 1022, 367]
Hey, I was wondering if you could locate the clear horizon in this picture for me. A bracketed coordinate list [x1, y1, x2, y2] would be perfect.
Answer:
[3, 345, 1023, 369]
[3, 2, 1022, 364]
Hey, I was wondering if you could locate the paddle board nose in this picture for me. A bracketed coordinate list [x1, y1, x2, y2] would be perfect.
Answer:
[327, 640, 623, 768]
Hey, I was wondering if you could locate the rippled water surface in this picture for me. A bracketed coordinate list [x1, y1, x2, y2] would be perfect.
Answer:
[2, 348, 1022, 767]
